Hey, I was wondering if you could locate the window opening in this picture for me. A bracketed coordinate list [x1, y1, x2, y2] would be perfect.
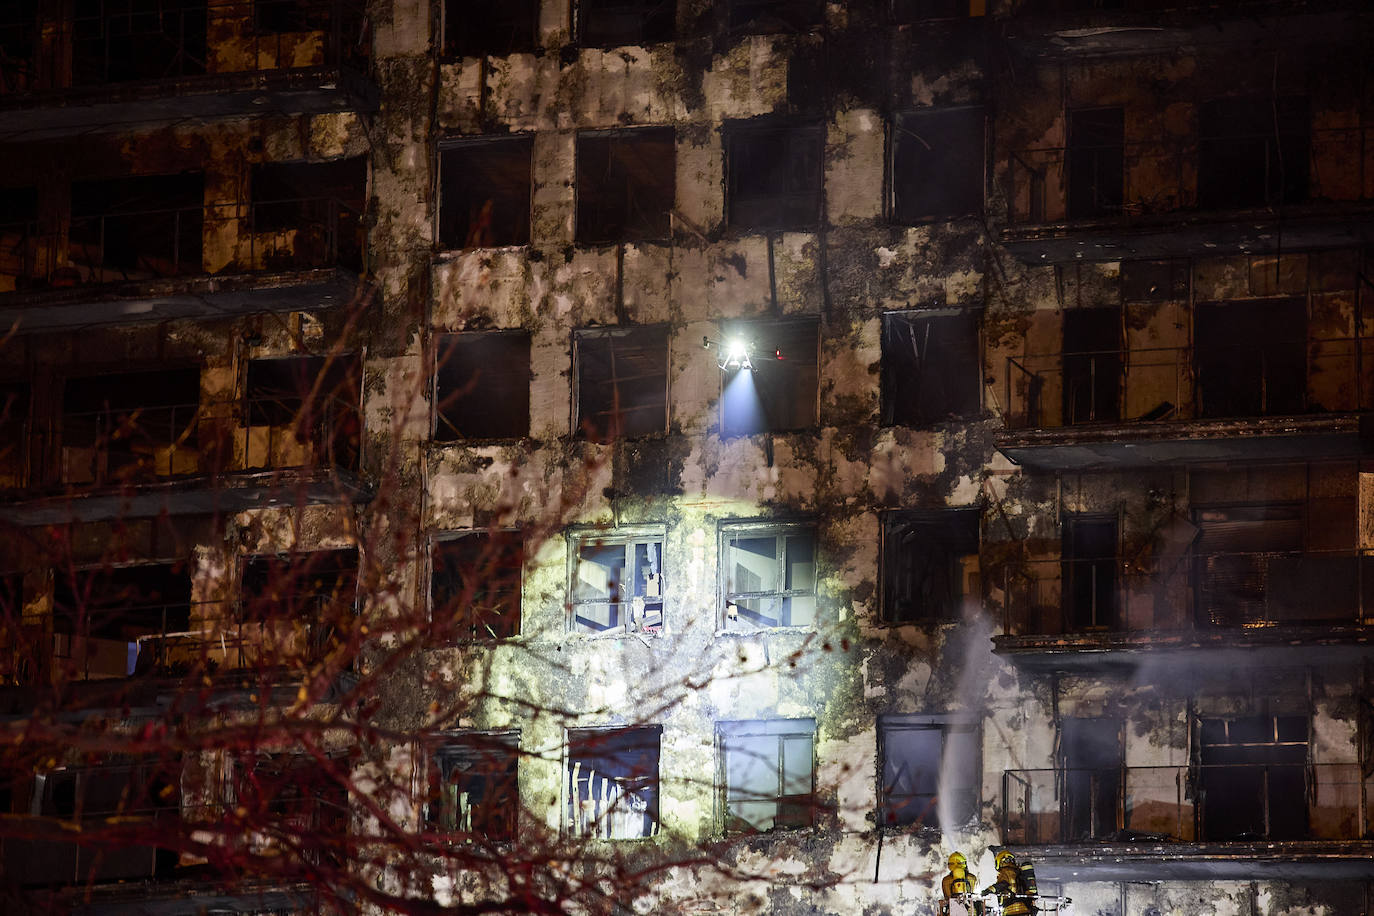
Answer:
[722, 523, 816, 629]
[0, 1, 38, 92]
[891, 108, 984, 222]
[70, 0, 208, 86]
[1199, 714, 1308, 841]
[52, 561, 193, 678]
[569, 529, 664, 634]
[567, 727, 660, 839]
[235, 752, 348, 858]
[576, 128, 675, 243]
[724, 121, 823, 231]
[881, 509, 979, 623]
[1060, 717, 1122, 841]
[882, 310, 980, 427]
[888, 0, 980, 20]
[1066, 107, 1124, 219]
[443, 0, 537, 57]
[428, 733, 519, 840]
[575, 326, 669, 441]
[69, 172, 204, 281]
[1195, 297, 1306, 419]
[61, 366, 201, 483]
[579, 0, 674, 46]
[438, 136, 533, 249]
[0, 381, 29, 487]
[434, 332, 531, 441]
[244, 354, 361, 471]
[1198, 97, 1310, 210]
[431, 531, 523, 640]
[727, 0, 822, 33]
[254, 0, 333, 33]
[721, 719, 815, 833]
[250, 158, 366, 270]
[880, 717, 979, 829]
[720, 319, 818, 436]
[241, 548, 358, 665]
[1061, 307, 1121, 425]
[1063, 516, 1118, 631]
[0, 187, 38, 290]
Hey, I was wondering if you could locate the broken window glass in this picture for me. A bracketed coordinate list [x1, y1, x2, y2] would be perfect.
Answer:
[443, 0, 538, 57]
[727, 0, 822, 33]
[61, 366, 201, 483]
[438, 136, 533, 249]
[250, 158, 366, 270]
[1063, 515, 1118, 631]
[722, 523, 817, 629]
[721, 719, 815, 833]
[1199, 715, 1308, 841]
[882, 310, 980, 427]
[720, 318, 819, 436]
[70, 0, 207, 86]
[575, 326, 669, 441]
[1061, 306, 1121, 425]
[431, 531, 522, 640]
[567, 727, 660, 839]
[69, 172, 204, 282]
[428, 733, 519, 841]
[724, 120, 823, 231]
[879, 717, 979, 829]
[891, 108, 984, 223]
[434, 331, 531, 441]
[1194, 297, 1306, 419]
[244, 354, 361, 471]
[51, 561, 193, 678]
[579, 0, 674, 47]
[1066, 107, 1124, 219]
[569, 529, 665, 634]
[1198, 97, 1310, 210]
[576, 128, 675, 243]
[881, 509, 980, 623]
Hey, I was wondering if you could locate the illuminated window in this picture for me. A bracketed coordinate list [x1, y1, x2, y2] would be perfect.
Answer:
[434, 331, 531, 441]
[427, 733, 519, 841]
[879, 716, 979, 829]
[720, 719, 815, 833]
[430, 531, 523, 640]
[574, 326, 669, 441]
[881, 509, 979, 623]
[721, 521, 817, 630]
[720, 318, 818, 436]
[569, 528, 665, 635]
[567, 727, 660, 839]
[724, 120, 823, 231]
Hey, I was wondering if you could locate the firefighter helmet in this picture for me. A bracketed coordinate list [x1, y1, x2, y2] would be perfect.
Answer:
[948, 851, 967, 869]
[995, 850, 1017, 869]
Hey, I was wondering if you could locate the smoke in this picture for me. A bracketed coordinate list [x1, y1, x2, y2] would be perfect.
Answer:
[937, 598, 997, 853]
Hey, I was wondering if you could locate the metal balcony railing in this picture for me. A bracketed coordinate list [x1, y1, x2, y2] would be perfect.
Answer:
[995, 550, 1374, 638]
[1006, 126, 1372, 225]
[0, 0, 367, 95]
[1002, 763, 1370, 846]
[1002, 337, 1373, 431]
[0, 195, 363, 293]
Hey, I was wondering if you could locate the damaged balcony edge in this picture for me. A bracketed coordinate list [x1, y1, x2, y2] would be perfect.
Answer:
[1012, 840, 1374, 882]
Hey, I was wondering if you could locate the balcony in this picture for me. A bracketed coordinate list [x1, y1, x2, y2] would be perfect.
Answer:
[0, 0, 376, 141]
[0, 382, 367, 525]
[1001, 763, 1374, 881]
[1000, 126, 1374, 262]
[992, 551, 1374, 671]
[0, 191, 364, 332]
[997, 338, 1373, 469]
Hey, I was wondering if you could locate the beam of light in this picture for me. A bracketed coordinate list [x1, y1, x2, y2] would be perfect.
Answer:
[722, 337, 752, 370]
[721, 365, 765, 436]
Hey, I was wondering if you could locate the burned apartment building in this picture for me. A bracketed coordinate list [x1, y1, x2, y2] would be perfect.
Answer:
[0, 0, 1372, 914]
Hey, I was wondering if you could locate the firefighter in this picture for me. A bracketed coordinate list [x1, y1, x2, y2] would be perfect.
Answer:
[941, 850, 981, 915]
[982, 850, 1038, 915]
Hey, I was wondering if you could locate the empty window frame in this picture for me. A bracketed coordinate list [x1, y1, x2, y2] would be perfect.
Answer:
[70, 0, 208, 85]
[881, 509, 980, 623]
[576, 128, 675, 244]
[69, 172, 204, 280]
[879, 717, 979, 829]
[438, 136, 533, 249]
[250, 158, 366, 270]
[1066, 107, 1124, 219]
[0, 187, 39, 288]
[721, 521, 817, 629]
[443, 0, 538, 57]
[427, 733, 519, 841]
[430, 531, 523, 640]
[434, 332, 531, 441]
[727, 0, 822, 33]
[575, 326, 669, 441]
[1063, 515, 1118, 631]
[569, 528, 665, 634]
[244, 355, 362, 470]
[52, 562, 193, 678]
[0, 381, 30, 487]
[240, 548, 359, 662]
[234, 752, 348, 840]
[888, 0, 980, 20]
[1194, 298, 1306, 419]
[891, 108, 984, 223]
[1198, 714, 1308, 841]
[579, 0, 674, 47]
[881, 310, 980, 427]
[720, 719, 815, 833]
[1061, 306, 1122, 425]
[724, 120, 823, 231]
[1198, 97, 1310, 210]
[720, 318, 819, 436]
[0, 1, 37, 91]
[254, 0, 334, 33]
[567, 726, 660, 839]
